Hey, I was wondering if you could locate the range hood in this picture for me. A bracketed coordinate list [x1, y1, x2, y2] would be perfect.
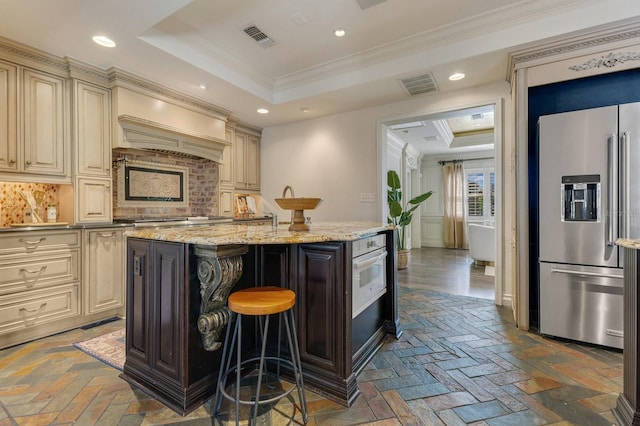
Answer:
[117, 115, 230, 163]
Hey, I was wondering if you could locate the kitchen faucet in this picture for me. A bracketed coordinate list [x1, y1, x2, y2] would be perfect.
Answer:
[282, 185, 295, 223]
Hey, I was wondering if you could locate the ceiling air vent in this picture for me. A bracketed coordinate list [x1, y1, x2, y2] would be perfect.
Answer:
[399, 73, 438, 96]
[243, 25, 275, 48]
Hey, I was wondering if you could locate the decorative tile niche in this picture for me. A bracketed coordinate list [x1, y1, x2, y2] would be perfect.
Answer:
[0, 182, 61, 227]
[112, 149, 219, 219]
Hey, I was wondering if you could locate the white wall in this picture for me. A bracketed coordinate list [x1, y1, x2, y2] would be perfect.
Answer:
[261, 80, 514, 306]
[260, 112, 379, 221]
[261, 80, 511, 222]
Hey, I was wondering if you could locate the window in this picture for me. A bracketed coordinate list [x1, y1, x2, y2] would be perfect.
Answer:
[465, 168, 495, 220]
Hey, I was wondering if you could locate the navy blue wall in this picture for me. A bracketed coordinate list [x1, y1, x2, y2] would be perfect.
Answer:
[528, 67, 640, 329]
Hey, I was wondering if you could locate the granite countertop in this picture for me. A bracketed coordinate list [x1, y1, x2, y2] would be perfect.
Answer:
[126, 221, 393, 245]
[232, 215, 273, 222]
[0, 222, 133, 233]
[616, 238, 640, 249]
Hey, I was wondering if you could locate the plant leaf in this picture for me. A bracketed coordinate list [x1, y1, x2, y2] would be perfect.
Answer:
[387, 170, 401, 189]
[408, 191, 433, 205]
[389, 201, 402, 218]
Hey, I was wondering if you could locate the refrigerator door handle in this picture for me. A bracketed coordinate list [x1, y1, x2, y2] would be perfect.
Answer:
[551, 267, 622, 281]
[607, 132, 618, 246]
[621, 131, 631, 238]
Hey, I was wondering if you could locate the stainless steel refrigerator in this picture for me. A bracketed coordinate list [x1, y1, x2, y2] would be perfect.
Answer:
[538, 102, 640, 349]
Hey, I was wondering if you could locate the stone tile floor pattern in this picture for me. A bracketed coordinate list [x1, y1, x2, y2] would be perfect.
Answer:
[0, 286, 623, 425]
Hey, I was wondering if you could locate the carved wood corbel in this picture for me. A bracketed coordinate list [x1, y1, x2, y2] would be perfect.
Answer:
[194, 244, 248, 351]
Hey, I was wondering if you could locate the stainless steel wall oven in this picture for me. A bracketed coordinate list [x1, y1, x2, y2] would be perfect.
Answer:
[352, 234, 387, 319]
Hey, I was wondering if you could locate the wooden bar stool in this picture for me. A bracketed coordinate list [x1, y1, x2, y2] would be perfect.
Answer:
[212, 286, 308, 424]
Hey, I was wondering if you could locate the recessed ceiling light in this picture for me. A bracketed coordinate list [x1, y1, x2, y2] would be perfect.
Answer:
[92, 35, 116, 48]
[199, 84, 207, 90]
[300, 107, 310, 113]
[333, 28, 346, 37]
[257, 108, 269, 114]
[448, 72, 465, 81]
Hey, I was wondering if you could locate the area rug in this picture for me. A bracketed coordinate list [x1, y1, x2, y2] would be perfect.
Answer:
[73, 328, 125, 371]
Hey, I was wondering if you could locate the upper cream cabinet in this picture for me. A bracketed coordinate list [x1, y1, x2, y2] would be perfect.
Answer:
[234, 128, 260, 191]
[0, 59, 69, 181]
[23, 68, 67, 177]
[220, 127, 234, 187]
[74, 80, 111, 177]
[0, 60, 17, 172]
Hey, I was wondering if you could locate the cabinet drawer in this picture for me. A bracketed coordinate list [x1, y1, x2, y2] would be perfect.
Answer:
[0, 230, 80, 255]
[0, 284, 79, 334]
[0, 250, 80, 295]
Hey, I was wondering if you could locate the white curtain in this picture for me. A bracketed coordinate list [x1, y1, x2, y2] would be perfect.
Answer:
[443, 163, 467, 249]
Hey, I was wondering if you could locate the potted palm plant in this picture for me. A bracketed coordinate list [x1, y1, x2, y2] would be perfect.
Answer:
[387, 170, 433, 269]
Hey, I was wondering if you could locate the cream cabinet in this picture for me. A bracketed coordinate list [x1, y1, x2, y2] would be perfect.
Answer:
[0, 60, 17, 172]
[0, 227, 127, 349]
[234, 130, 260, 191]
[22, 68, 68, 177]
[74, 80, 111, 177]
[75, 177, 112, 223]
[0, 230, 81, 348]
[72, 80, 112, 224]
[0, 60, 69, 180]
[83, 228, 124, 314]
[219, 128, 235, 217]
[220, 127, 234, 187]
[219, 188, 235, 217]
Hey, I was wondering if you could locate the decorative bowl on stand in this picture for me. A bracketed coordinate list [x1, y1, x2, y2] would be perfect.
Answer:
[274, 197, 323, 231]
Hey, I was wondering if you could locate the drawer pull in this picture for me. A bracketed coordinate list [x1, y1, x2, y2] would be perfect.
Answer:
[20, 265, 48, 283]
[20, 303, 47, 314]
[97, 232, 115, 238]
[21, 265, 47, 274]
[19, 237, 47, 248]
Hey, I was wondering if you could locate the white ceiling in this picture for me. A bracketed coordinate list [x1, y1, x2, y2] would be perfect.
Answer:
[1, 0, 639, 131]
[389, 105, 496, 156]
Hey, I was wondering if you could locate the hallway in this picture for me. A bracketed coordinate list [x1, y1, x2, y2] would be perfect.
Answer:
[401, 247, 495, 300]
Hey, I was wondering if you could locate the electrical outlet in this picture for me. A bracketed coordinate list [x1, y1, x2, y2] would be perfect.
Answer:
[360, 193, 375, 202]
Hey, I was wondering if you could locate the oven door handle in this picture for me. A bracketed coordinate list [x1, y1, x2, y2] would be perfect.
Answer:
[354, 251, 387, 270]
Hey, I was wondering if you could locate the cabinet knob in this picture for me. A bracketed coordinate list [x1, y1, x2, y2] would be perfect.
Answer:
[25, 160, 32, 166]
[8, 159, 16, 165]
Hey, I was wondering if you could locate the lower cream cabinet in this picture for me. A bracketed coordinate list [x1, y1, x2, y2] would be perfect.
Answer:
[0, 227, 126, 349]
[83, 227, 125, 314]
[0, 229, 81, 348]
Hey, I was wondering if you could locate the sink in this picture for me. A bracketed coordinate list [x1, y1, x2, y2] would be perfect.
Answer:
[274, 197, 323, 231]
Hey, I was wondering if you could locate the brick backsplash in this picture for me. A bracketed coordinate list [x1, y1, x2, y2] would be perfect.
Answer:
[112, 149, 219, 219]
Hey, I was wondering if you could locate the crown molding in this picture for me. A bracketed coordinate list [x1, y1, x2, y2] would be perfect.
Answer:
[0, 35, 234, 123]
[0, 35, 68, 76]
[568, 51, 640, 71]
[507, 20, 640, 77]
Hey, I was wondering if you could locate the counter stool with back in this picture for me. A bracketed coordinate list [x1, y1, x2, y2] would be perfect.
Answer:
[212, 286, 308, 424]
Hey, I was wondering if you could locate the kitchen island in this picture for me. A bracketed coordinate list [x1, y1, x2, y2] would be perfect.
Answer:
[122, 222, 400, 415]
[614, 239, 640, 426]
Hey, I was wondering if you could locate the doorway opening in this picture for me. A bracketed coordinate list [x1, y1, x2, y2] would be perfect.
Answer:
[379, 102, 502, 303]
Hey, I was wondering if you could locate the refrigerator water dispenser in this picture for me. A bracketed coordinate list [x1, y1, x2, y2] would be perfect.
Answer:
[561, 175, 600, 222]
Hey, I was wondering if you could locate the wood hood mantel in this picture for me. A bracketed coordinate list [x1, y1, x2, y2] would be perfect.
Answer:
[117, 115, 230, 163]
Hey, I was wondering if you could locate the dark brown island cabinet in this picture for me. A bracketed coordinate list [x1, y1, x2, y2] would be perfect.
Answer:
[121, 228, 400, 415]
